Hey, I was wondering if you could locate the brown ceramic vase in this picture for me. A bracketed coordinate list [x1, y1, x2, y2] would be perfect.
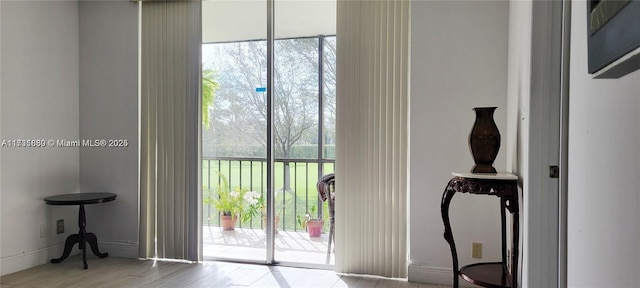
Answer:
[469, 107, 500, 173]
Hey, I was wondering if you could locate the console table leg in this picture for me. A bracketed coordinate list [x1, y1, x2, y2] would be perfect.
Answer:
[441, 183, 459, 288]
[511, 203, 520, 288]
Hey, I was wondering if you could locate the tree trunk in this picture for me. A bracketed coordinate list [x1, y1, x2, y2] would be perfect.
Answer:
[283, 162, 291, 192]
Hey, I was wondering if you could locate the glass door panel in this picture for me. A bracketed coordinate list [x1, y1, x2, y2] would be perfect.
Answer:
[202, 0, 269, 263]
[274, 0, 336, 266]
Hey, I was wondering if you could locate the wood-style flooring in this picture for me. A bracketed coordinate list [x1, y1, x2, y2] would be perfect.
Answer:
[1, 256, 450, 288]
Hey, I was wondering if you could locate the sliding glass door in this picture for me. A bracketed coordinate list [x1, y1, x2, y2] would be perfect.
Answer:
[201, 0, 336, 267]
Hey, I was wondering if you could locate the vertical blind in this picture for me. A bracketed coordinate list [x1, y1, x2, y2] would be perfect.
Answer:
[335, 0, 409, 278]
[139, 0, 202, 261]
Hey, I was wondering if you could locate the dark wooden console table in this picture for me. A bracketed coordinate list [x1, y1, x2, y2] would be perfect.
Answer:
[441, 172, 519, 288]
[44, 192, 117, 269]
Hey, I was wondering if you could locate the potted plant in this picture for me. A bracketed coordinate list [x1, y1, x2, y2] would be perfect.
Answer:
[242, 190, 264, 223]
[210, 174, 246, 230]
[297, 205, 324, 237]
[243, 191, 286, 232]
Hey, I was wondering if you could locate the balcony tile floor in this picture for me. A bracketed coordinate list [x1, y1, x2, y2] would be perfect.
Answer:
[203, 225, 335, 265]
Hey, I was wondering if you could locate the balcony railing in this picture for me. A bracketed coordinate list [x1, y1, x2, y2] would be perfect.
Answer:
[203, 157, 335, 232]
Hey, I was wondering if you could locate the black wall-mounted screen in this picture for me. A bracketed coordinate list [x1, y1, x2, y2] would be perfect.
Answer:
[587, 0, 640, 75]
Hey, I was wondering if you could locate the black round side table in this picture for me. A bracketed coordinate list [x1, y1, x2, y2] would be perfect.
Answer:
[44, 192, 117, 269]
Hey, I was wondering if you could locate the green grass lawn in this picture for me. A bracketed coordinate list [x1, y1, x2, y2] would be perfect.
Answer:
[202, 159, 334, 231]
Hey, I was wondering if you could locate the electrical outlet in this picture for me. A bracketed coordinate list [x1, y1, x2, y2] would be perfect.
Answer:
[40, 223, 48, 238]
[472, 242, 483, 259]
[56, 219, 64, 234]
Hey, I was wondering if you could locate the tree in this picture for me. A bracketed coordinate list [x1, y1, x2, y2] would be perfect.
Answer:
[203, 37, 335, 190]
[202, 69, 219, 129]
[322, 37, 336, 148]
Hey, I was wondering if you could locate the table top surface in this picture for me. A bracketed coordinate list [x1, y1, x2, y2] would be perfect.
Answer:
[452, 172, 518, 180]
[44, 192, 117, 205]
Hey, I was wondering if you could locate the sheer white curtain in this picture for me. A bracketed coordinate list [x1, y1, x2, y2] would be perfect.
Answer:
[138, 0, 202, 261]
[335, 0, 410, 278]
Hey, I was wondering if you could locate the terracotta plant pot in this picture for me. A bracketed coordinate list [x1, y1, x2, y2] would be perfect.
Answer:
[306, 220, 324, 237]
[221, 215, 238, 230]
[262, 215, 280, 233]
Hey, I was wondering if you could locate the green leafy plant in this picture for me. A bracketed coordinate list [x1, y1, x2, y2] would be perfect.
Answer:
[243, 190, 291, 223]
[202, 69, 219, 129]
[297, 205, 321, 228]
[242, 191, 264, 222]
[207, 173, 246, 216]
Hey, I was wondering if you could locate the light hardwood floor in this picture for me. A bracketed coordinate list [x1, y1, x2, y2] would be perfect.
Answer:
[1, 256, 449, 288]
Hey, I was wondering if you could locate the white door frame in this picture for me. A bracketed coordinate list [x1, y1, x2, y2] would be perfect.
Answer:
[558, 0, 571, 286]
[523, 0, 568, 287]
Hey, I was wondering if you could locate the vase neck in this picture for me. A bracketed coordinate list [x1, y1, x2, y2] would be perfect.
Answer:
[474, 107, 496, 117]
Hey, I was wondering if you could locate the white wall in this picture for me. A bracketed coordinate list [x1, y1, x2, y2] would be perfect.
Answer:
[409, 1, 510, 284]
[567, 1, 640, 287]
[78, 0, 139, 258]
[0, 1, 80, 275]
[505, 2, 531, 284]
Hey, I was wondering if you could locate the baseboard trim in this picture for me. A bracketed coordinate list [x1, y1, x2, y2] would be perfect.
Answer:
[1, 241, 137, 276]
[408, 263, 452, 285]
[408, 263, 477, 287]
[0, 244, 69, 276]
[98, 240, 138, 258]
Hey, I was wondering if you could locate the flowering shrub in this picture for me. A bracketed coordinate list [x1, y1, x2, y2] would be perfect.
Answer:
[204, 172, 292, 223]
[208, 174, 246, 216]
[242, 191, 264, 222]
[241, 190, 291, 223]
